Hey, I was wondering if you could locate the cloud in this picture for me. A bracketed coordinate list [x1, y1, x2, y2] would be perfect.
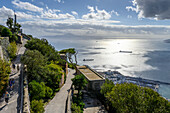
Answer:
[15, 12, 35, 19]
[127, 0, 170, 20]
[20, 19, 170, 40]
[54, 0, 63, 3]
[111, 10, 119, 16]
[71, 11, 78, 16]
[87, 6, 95, 12]
[41, 10, 75, 19]
[12, 0, 43, 12]
[0, 6, 35, 20]
[82, 6, 112, 20]
[0, 6, 14, 18]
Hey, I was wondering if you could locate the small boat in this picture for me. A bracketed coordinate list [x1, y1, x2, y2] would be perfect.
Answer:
[83, 59, 94, 61]
[119, 50, 132, 53]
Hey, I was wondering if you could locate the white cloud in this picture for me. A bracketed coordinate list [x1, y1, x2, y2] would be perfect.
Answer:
[127, 0, 170, 20]
[111, 10, 119, 16]
[12, 0, 43, 12]
[54, 0, 63, 3]
[20, 18, 170, 40]
[71, 11, 78, 16]
[82, 6, 112, 20]
[0, 6, 14, 18]
[16, 12, 35, 19]
[87, 6, 95, 12]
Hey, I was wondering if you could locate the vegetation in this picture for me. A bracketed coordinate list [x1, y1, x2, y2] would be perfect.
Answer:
[0, 25, 5, 35]
[1, 27, 12, 38]
[100, 82, 170, 113]
[71, 74, 88, 98]
[10, 34, 18, 43]
[1, 26, 18, 43]
[7, 42, 17, 59]
[100, 79, 115, 96]
[21, 37, 69, 113]
[0, 59, 11, 97]
[6, 17, 13, 30]
[30, 100, 44, 113]
[59, 48, 77, 68]
[71, 103, 82, 113]
[71, 74, 87, 113]
[6, 17, 22, 33]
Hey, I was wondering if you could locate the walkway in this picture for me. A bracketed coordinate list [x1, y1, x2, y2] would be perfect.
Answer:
[45, 69, 75, 113]
[0, 39, 26, 113]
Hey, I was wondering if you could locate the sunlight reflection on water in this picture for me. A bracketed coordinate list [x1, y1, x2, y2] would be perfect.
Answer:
[47, 37, 170, 99]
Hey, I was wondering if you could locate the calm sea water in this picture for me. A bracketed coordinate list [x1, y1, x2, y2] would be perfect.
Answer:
[46, 37, 170, 99]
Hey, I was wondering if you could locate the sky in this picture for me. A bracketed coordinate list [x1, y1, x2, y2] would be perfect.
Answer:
[1, 0, 170, 39]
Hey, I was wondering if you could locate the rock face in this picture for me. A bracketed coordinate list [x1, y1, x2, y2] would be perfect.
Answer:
[0, 37, 10, 61]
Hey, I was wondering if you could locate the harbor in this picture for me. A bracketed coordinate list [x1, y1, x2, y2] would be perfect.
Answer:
[98, 70, 170, 93]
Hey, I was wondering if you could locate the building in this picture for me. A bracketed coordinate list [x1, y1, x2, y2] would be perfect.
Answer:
[76, 65, 105, 91]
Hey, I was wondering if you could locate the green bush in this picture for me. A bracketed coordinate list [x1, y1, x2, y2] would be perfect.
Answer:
[71, 103, 82, 113]
[29, 80, 46, 100]
[45, 86, 53, 99]
[31, 100, 44, 113]
[7, 42, 17, 59]
[106, 83, 170, 113]
[10, 34, 18, 43]
[0, 59, 10, 97]
[1, 27, 12, 38]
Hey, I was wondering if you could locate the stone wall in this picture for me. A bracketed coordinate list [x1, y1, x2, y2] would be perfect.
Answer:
[0, 37, 10, 61]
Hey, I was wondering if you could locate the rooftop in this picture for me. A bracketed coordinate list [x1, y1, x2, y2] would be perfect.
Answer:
[77, 66, 103, 81]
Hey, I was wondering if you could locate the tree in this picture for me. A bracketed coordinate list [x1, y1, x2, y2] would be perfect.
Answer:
[29, 80, 46, 100]
[30, 100, 44, 113]
[0, 25, 5, 35]
[100, 79, 115, 96]
[10, 34, 18, 43]
[106, 83, 170, 113]
[1, 27, 12, 38]
[21, 50, 47, 82]
[44, 63, 63, 91]
[45, 86, 53, 99]
[6, 17, 13, 30]
[0, 59, 11, 97]
[71, 74, 87, 97]
[59, 48, 78, 69]
[7, 42, 17, 59]
[14, 23, 21, 33]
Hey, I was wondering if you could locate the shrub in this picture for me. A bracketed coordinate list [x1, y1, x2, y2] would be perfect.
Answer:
[30, 100, 44, 113]
[7, 42, 17, 59]
[106, 83, 170, 113]
[1, 27, 12, 38]
[29, 81, 46, 100]
[10, 34, 18, 43]
[45, 86, 53, 99]
[71, 103, 82, 113]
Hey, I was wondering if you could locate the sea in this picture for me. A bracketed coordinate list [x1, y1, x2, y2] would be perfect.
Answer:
[45, 37, 170, 99]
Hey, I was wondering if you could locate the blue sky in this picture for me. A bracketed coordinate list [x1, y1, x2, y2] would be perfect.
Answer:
[1, 0, 170, 39]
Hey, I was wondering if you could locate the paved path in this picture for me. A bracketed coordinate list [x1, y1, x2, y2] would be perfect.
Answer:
[45, 69, 75, 113]
[0, 39, 26, 113]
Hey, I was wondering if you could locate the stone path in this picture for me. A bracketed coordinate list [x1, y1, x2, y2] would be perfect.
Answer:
[0, 39, 26, 113]
[45, 69, 75, 113]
